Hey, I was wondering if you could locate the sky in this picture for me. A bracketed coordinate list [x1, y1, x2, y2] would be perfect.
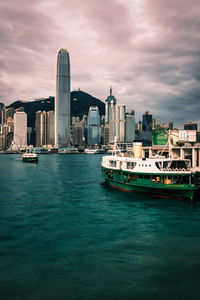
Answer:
[1, 0, 200, 126]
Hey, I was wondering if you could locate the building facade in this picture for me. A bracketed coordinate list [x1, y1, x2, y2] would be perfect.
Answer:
[142, 111, 152, 146]
[87, 106, 100, 145]
[13, 112, 27, 148]
[55, 48, 71, 148]
[125, 110, 135, 143]
[105, 87, 117, 124]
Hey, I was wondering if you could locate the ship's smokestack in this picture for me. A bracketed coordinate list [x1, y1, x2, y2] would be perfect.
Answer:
[133, 142, 142, 158]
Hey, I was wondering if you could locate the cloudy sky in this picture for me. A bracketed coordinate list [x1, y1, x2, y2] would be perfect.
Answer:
[1, 0, 200, 126]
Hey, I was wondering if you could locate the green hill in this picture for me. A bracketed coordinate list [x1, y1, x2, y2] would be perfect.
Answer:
[7, 90, 105, 128]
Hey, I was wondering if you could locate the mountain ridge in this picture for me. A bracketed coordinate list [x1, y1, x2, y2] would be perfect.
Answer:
[7, 90, 105, 128]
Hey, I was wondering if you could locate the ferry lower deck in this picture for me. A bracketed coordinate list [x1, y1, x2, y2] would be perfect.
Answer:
[102, 167, 198, 201]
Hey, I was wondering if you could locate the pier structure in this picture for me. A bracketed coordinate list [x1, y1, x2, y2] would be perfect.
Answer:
[109, 142, 200, 169]
[141, 145, 200, 169]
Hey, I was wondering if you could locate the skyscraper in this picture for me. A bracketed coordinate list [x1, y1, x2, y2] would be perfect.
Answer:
[105, 87, 117, 124]
[87, 106, 100, 145]
[115, 104, 126, 142]
[36, 110, 55, 147]
[142, 111, 152, 146]
[55, 48, 71, 148]
[13, 111, 27, 148]
[125, 110, 135, 143]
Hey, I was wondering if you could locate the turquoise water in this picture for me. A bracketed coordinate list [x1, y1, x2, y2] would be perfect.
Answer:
[1, 154, 200, 300]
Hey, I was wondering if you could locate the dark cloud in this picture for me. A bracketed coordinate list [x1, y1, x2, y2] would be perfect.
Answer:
[1, 0, 200, 127]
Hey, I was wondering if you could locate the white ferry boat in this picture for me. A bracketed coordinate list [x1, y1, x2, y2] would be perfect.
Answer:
[22, 150, 38, 163]
[101, 142, 197, 201]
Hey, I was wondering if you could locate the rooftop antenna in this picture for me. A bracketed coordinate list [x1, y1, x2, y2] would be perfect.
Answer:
[110, 86, 112, 96]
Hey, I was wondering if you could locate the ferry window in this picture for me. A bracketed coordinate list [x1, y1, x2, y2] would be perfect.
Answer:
[149, 164, 151, 167]
[109, 160, 116, 167]
[142, 164, 144, 167]
[155, 162, 162, 170]
[144, 175, 151, 179]
[170, 160, 189, 170]
[145, 165, 147, 167]
[138, 174, 143, 179]
[127, 162, 136, 169]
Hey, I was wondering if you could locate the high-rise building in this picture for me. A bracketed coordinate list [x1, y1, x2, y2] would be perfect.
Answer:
[55, 48, 71, 148]
[142, 111, 152, 146]
[72, 122, 84, 146]
[87, 106, 100, 145]
[35, 111, 42, 147]
[82, 114, 88, 144]
[105, 87, 117, 124]
[13, 112, 27, 148]
[36, 111, 54, 147]
[0, 103, 4, 125]
[109, 100, 116, 142]
[104, 124, 110, 144]
[115, 104, 126, 142]
[184, 122, 198, 130]
[46, 111, 55, 146]
[125, 110, 135, 143]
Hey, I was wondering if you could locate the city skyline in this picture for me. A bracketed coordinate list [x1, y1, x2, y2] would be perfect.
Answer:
[0, 0, 200, 126]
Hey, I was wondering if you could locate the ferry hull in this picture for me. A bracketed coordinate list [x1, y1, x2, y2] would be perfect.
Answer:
[102, 176, 197, 201]
[22, 157, 38, 163]
[104, 177, 196, 201]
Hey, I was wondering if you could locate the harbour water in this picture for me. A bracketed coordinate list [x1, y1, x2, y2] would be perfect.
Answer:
[1, 154, 200, 300]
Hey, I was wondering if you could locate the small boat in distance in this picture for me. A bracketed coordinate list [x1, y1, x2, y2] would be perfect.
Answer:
[22, 150, 38, 163]
[84, 148, 105, 154]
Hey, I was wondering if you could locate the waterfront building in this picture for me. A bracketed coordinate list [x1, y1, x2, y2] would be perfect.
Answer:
[115, 104, 126, 142]
[27, 127, 32, 146]
[184, 122, 198, 130]
[55, 48, 71, 148]
[36, 111, 42, 147]
[152, 128, 168, 146]
[72, 121, 84, 146]
[82, 114, 88, 145]
[1, 106, 6, 124]
[0, 103, 4, 125]
[87, 106, 100, 145]
[13, 111, 27, 148]
[36, 111, 54, 147]
[109, 100, 116, 143]
[125, 110, 135, 143]
[104, 124, 110, 145]
[46, 111, 55, 146]
[142, 111, 152, 146]
[105, 87, 117, 124]
[170, 130, 196, 145]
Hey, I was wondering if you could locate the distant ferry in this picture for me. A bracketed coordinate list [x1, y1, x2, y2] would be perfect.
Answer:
[101, 142, 198, 201]
[85, 148, 105, 154]
[22, 151, 38, 163]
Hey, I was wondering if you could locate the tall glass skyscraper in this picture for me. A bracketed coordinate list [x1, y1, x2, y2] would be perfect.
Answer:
[105, 87, 117, 124]
[55, 48, 71, 148]
[142, 111, 152, 146]
[87, 106, 100, 145]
